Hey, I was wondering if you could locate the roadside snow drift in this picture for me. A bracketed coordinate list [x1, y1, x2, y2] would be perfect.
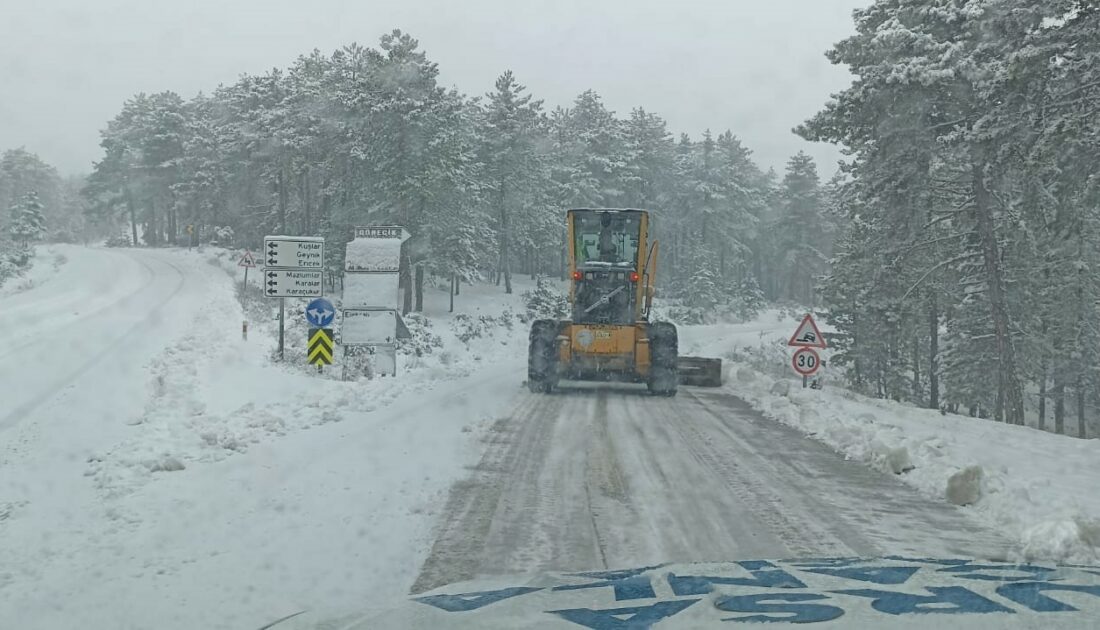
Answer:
[725, 361, 1100, 564]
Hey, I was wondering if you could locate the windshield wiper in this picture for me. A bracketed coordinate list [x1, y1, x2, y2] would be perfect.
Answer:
[584, 285, 627, 314]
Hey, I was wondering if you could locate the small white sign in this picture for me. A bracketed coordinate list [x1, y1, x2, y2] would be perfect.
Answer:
[264, 236, 325, 269]
[343, 272, 400, 308]
[342, 309, 398, 345]
[354, 226, 411, 240]
[345, 238, 403, 273]
[264, 269, 324, 298]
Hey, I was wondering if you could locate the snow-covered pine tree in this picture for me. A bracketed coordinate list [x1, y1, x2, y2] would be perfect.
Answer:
[8, 191, 47, 265]
[774, 152, 825, 306]
[480, 70, 546, 294]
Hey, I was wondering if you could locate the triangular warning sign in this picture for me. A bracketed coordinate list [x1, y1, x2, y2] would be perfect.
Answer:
[788, 314, 827, 348]
[238, 250, 257, 268]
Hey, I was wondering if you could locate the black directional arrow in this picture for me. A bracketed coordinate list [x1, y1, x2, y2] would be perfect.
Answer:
[267, 271, 277, 279]
[267, 258, 278, 265]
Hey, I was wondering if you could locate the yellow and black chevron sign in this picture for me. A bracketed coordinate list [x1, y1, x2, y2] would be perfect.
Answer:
[308, 327, 334, 366]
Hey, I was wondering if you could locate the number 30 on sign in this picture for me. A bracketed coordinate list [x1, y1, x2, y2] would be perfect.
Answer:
[792, 347, 821, 377]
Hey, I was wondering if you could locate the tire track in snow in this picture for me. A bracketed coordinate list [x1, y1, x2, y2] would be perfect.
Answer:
[0, 253, 188, 431]
[0, 249, 156, 362]
[411, 392, 565, 593]
[664, 392, 858, 558]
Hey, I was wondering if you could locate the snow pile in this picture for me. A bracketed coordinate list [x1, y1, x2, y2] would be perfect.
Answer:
[725, 361, 1100, 563]
[88, 262, 529, 500]
[345, 237, 402, 272]
[0, 244, 65, 296]
[0, 246, 535, 630]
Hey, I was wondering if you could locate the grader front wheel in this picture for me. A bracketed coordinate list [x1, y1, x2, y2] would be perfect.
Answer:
[527, 319, 560, 393]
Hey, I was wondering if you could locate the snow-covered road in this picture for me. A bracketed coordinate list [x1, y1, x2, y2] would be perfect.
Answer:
[413, 386, 1009, 594]
[0, 247, 196, 430]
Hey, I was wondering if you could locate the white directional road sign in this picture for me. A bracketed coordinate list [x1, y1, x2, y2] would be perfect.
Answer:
[264, 269, 323, 298]
[354, 225, 411, 240]
[342, 309, 398, 345]
[264, 236, 325, 269]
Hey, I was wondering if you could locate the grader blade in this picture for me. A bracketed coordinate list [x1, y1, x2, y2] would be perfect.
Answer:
[677, 356, 723, 387]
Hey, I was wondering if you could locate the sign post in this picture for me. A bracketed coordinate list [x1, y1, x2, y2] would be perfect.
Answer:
[341, 227, 410, 379]
[238, 250, 257, 303]
[263, 236, 325, 362]
[788, 313, 827, 387]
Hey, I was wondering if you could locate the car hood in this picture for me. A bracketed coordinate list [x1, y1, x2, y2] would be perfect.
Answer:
[264, 557, 1100, 629]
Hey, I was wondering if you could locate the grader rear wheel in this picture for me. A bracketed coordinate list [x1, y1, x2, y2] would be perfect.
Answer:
[647, 321, 678, 396]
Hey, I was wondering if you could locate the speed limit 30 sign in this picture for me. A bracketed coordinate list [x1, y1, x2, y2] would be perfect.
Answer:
[791, 347, 821, 377]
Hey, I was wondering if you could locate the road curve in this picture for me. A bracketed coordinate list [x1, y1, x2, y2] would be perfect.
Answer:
[0, 246, 196, 430]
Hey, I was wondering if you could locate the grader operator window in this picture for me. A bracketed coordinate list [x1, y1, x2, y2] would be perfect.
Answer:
[571, 211, 642, 324]
[573, 211, 641, 267]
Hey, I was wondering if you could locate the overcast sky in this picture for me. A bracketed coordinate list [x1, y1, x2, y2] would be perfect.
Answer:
[1, 0, 867, 177]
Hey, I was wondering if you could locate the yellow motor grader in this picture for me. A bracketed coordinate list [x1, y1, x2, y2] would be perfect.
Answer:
[527, 208, 721, 395]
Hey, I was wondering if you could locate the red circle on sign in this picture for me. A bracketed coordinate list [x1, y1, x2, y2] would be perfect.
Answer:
[791, 348, 821, 376]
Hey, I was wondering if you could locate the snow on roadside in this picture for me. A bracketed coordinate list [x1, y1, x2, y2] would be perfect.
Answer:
[87, 249, 530, 501]
[0, 244, 68, 296]
[1, 245, 535, 629]
[723, 359, 1100, 564]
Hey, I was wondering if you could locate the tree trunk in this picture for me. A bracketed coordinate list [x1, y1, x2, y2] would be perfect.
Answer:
[1038, 364, 1047, 432]
[277, 167, 288, 234]
[302, 167, 312, 234]
[498, 183, 513, 295]
[911, 335, 922, 404]
[455, 275, 460, 296]
[851, 311, 863, 388]
[320, 173, 330, 227]
[414, 264, 425, 312]
[148, 198, 158, 246]
[1077, 379, 1086, 439]
[928, 294, 939, 410]
[449, 273, 455, 313]
[126, 188, 138, 246]
[1054, 379, 1065, 435]
[560, 231, 567, 281]
[972, 161, 1024, 425]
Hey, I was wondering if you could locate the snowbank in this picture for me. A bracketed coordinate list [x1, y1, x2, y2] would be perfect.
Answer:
[0, 244, 66, 296]
[345, 238, 402, 272]
[724, 361, 1100, 564]
[1, 246, 535, 630]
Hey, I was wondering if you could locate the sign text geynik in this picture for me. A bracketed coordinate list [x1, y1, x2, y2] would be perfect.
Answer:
[264, 236, 325, 269]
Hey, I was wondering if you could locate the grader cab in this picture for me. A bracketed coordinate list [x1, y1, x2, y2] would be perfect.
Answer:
[527, 209, 721, 395]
